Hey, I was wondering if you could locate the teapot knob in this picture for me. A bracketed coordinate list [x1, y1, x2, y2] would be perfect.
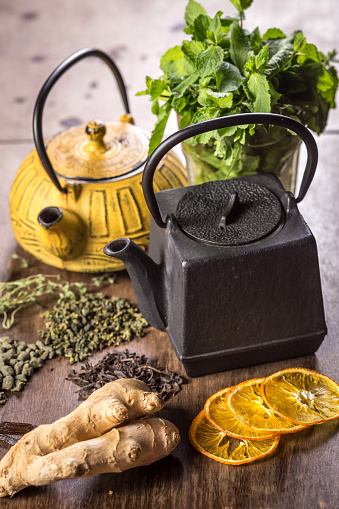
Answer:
[84, 120, 107, 155]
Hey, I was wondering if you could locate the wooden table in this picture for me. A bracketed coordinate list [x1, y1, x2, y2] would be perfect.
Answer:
[1, 0, 339, 507]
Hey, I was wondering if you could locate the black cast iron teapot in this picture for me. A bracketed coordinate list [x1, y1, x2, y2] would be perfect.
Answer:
[104, 113, 327, 377]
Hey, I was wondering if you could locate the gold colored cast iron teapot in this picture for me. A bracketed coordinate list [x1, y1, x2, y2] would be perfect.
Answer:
[9, 48, 187, 272]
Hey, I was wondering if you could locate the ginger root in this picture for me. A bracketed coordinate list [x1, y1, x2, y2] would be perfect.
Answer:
[0, 378, 180, 497]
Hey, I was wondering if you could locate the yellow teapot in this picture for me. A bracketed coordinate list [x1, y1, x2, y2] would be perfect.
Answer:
[9, 48, 187, 272]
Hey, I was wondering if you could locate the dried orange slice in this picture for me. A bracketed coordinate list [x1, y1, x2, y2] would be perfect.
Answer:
[226, 378, 308, 434]
[204, 387, 278, 440]
[189, 410, 280, 465]
[261, 367, 339, 425]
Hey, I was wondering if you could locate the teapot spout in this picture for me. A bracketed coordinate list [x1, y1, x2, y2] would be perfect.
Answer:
[38, 206, 86, 261]
[104, 238, 166, 331]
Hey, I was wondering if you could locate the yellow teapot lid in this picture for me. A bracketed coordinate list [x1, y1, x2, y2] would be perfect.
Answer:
[46, 116, 149, 181]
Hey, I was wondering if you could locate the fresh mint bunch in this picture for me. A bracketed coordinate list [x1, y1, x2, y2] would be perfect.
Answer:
[138, 0, 338, 179]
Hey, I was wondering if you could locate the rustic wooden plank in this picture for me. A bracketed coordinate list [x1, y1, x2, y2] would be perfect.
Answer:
[1, 0, 339, 507]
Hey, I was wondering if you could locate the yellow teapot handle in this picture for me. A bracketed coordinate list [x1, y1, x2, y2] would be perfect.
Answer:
[32, 48, 131, 193]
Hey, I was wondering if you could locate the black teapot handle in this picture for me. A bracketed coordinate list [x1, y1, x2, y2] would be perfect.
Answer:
[142, 113, 318, 228]
[33, 48, 130, 193]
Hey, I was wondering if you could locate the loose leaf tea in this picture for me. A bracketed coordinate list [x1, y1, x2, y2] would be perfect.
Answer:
[67, 349, 184, 401]
[39, 293, 148, 364]
[0, 274, 86, 329]
[0, 336, 55, 404]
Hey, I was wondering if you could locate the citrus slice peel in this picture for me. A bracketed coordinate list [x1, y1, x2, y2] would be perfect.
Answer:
[226, 378, 308, 434]
[189, 410, 280, 465]
[204, 387, 278, 440]
[261, 367, 339, 425]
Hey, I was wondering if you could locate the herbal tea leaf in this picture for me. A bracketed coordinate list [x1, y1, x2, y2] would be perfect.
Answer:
[149, 78, 169, 101]
[160, 46, 196, 76]
[197, 45, 224, 77]
[247, 72, 271, 112]
[182, 40, 207, 62]
[230, 0, 253, 12]
[215, 62, 244, 92]
[264, 34, 295, 76]
[194, 14, 212, 42]
[148, 102, 172, 154]
[206, 90, 233, 109]
[209, 13, 223, 45]
[293, 31, 307, 52]
[173, 72, 200, 97]
[255, 45, 269, 72]
[230, 21, 251, 73]
[184, 0, 207, 26]
[262, 28, 286, 40]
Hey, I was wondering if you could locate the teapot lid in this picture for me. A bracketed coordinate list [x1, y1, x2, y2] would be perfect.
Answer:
[46, 117, 149, 182]
[175, 179, 282, 246]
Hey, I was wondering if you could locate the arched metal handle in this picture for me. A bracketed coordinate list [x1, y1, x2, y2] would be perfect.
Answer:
[33, 48, 131, 193]
[142, 113, 318, 228]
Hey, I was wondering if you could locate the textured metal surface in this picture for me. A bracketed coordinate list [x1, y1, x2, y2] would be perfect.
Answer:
[175, 179, 282, 245]
[47, 121, 149, 180]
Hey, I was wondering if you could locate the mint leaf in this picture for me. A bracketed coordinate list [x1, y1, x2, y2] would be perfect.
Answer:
[268, 82, 282, 105]
[230, 0, 253, 12]
[184, 0, 206, 26]
[148, 103, 172, 154]
[182, 40, 207, 62]
[255, 44, 269, 72]
[178, 110, 193, 129]
[250, 27, 261, 54]
[160, 46, 196, 76]
[293, 31, 307, 52]
[197, 46, 224, 77]
[264, 34, 295, 76]
[262, 28, 286, 40]
[149, 79, 169, 101]
[230, 22, 251, 73]
[209, 13, 223, 45]
[194, 14, 211, 42]
[206, 90, 233, 108]
[189, 107, 220, 144]
[215, 61, 244, 92]
[172, 72, 200, 97]
[247, 73, 271, 112]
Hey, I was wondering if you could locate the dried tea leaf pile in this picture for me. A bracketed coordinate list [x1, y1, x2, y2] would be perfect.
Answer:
[39, 293, 148, 364]
[67, 349, 183, 401]
[0, 337, 54, 404]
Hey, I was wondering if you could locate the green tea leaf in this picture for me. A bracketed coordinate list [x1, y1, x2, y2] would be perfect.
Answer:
[197, 45, 224, 77]
[262, 28, 286, 40]
[160, 46, 196, 76]
[184, 0, 206, 26]
[215, 61, 244, 92]
[230, 21, 251, 73]
[247, 73, 271, 112]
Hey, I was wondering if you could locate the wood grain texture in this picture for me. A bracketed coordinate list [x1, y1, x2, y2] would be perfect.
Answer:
[0, 248, 338, 509]
[1, 0, 339, 507]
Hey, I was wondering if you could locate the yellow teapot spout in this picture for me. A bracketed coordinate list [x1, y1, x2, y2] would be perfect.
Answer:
[37, 207, 86, 261]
